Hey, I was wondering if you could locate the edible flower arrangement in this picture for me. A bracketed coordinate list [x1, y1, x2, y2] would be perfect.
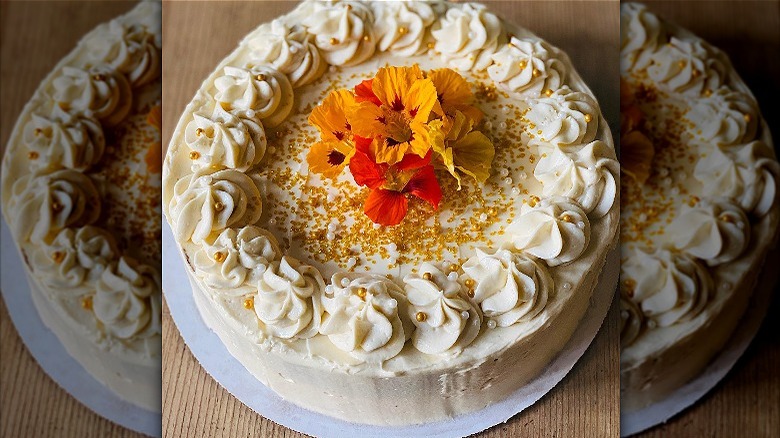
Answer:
[307, 65, 494, 226]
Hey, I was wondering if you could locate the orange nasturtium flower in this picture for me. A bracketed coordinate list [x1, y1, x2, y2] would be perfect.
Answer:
[307, 89, 358, 178]
[349, 139, 442, 226]
[347, 65, 438, 165]
[428, 68, 483, 130]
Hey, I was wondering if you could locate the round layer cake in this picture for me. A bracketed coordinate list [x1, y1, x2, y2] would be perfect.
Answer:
[1, 2, 162, 412]
[163, 0, 618, 425]
[619, 3, 779, 412]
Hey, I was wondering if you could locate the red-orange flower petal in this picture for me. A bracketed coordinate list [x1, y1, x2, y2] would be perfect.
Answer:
[403, 165, 442, 210]
[355, 79, 381, 106]
[349, 148, 386, 189]
[364, 189, 408, 226]
[396, 149, 432, 172]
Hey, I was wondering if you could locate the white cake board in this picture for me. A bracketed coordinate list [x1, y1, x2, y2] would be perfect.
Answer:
[0, 221, 162, 438]
[620, 247, 780, 437]
[163, 221, 620, 438]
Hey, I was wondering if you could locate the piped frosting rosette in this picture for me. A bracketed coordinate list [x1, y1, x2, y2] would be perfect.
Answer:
[432, 2, 504, 71]
[488, 37, 566, 96]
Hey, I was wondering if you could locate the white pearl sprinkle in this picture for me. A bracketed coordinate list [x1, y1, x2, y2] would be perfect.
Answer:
[620, 310, 629, 319]
[326, 192, 337, 203]
[329, 65, 338, 73]
[340, 278, 351, 287]
[502, 106, 511, 114]
[328, 222, 337, 231]
[512, 187, 521, 196]
[721, 282, 732, 291]
[519, 171, 528, 179]
[577, 221, 585, 229]
[346, 257, 357, 268]
[499, 121, 508, 130]
[562, 282, 571, 290]
[736, 221, 745, 229]
[484, 121, 493, 130]
[373, 223, 381, 230]
[487, 320, 497, 329]
[479, 213, 488, 221]
[269, 218, 277, 225]
[677, 172, 686, 181]
[659, 167, 669, 177]
[647, 320, 657, 329]
[461, 310, 470, 319]
[387, 243, 397, 252]
[671, 187, 680, 195]
[503, 177, 513, 185]
[662, 177, 672, 186]
[638, 213, 648, 222]
[499, 167, 509, 177]
[447, 272, 458, 281]
[326, 232, 335, 241]
[290, 45, 299, 54]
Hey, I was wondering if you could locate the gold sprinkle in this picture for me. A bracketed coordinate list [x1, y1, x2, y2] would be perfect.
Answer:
[91, 73, 106, 81]
[356, 287, 367, 299]
[51, 251, 65, 263]
[80, 296, 93, 310]
[214, 201, 225, 212]
[743, 113, 752, 123]
[528, 195, 540, 207]
[51, 201, 63, 213]
[427, 42, 435, 50]
[691, 68, 700, 78]
[532, 68, 540, 78]
[195, 128, 205, 136]
[719, 213, 735, 223]
[398, 26, 408, 35]
[28, 151, 39, 160]
[243, 298, 254, 309]
[329, 37, 339, 45]
[584, 114, 593, 123]
[467, 289, 475, 298]
[363, 35, 370, 42]
[422, 272, 433, 281]
[214, 251, 226, 263]
[703, 89, 712, 97]
[189, 151, 200, 160]
[544, 89, 553, 97]
[464, 278, 476, 289]
[34, 128, 43, 136]
[518, 60, 527, 69]
[415, 312, 427, 322]
[448, 263, 459, 272]
[678, 60, 686, 69]
[255, 74, 266, 81]
[560, 214, 573, 223]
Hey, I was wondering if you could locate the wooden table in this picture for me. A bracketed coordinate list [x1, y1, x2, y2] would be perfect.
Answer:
[161, 2, 620, 437]
[0, 3, 148, 437]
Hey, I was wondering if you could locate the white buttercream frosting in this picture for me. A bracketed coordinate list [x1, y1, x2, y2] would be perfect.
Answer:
[621, 248, 712, 327]
[403, 263, 482, 355]
[462, 248, 551, 327]
[8, 170, 100, 244]
[246, 20, 327, 88]
[83, 20, 161, 87]
[184, 105, 266, 171]
[647, 37, 726, 96]
[506, 197, 590, 266]
[23, 107, 105, 171]
[526, 86, 599, 149]
[667, 199, 750, 266]
[320, 272, 410, 363]
[372, 1, 435, 57]
[214, 65, 293, 128]
[620, 3, 665, 72]
[170, 168, 262, 244]
[301, 1, 376, 67]
[432, 3, 504, 71]
[193, 226, 280, 292]
[619, 292, 644, 348]
[51, 65, 132, 127]
[94, 256, 161, 340]
[31, 226, 118, 291]
[488, 37, 566, 96]
[254, 256, 324, 339]
[694, 141, 780, 217]
[534, 141, 619, 218]
[687, 87, 759, 147]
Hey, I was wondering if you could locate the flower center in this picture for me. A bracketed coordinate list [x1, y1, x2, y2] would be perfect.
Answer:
[327, 149, 346, 166]
[381, 109, 413, 147]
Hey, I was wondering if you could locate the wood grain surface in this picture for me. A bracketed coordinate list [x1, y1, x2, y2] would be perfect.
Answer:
[1, 3, 147, 437]
[632, 2, 780, 437]
[160, 2, 620, 437]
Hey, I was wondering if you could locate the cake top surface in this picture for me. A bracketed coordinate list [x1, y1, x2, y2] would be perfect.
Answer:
[163, 0, 618, 370]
